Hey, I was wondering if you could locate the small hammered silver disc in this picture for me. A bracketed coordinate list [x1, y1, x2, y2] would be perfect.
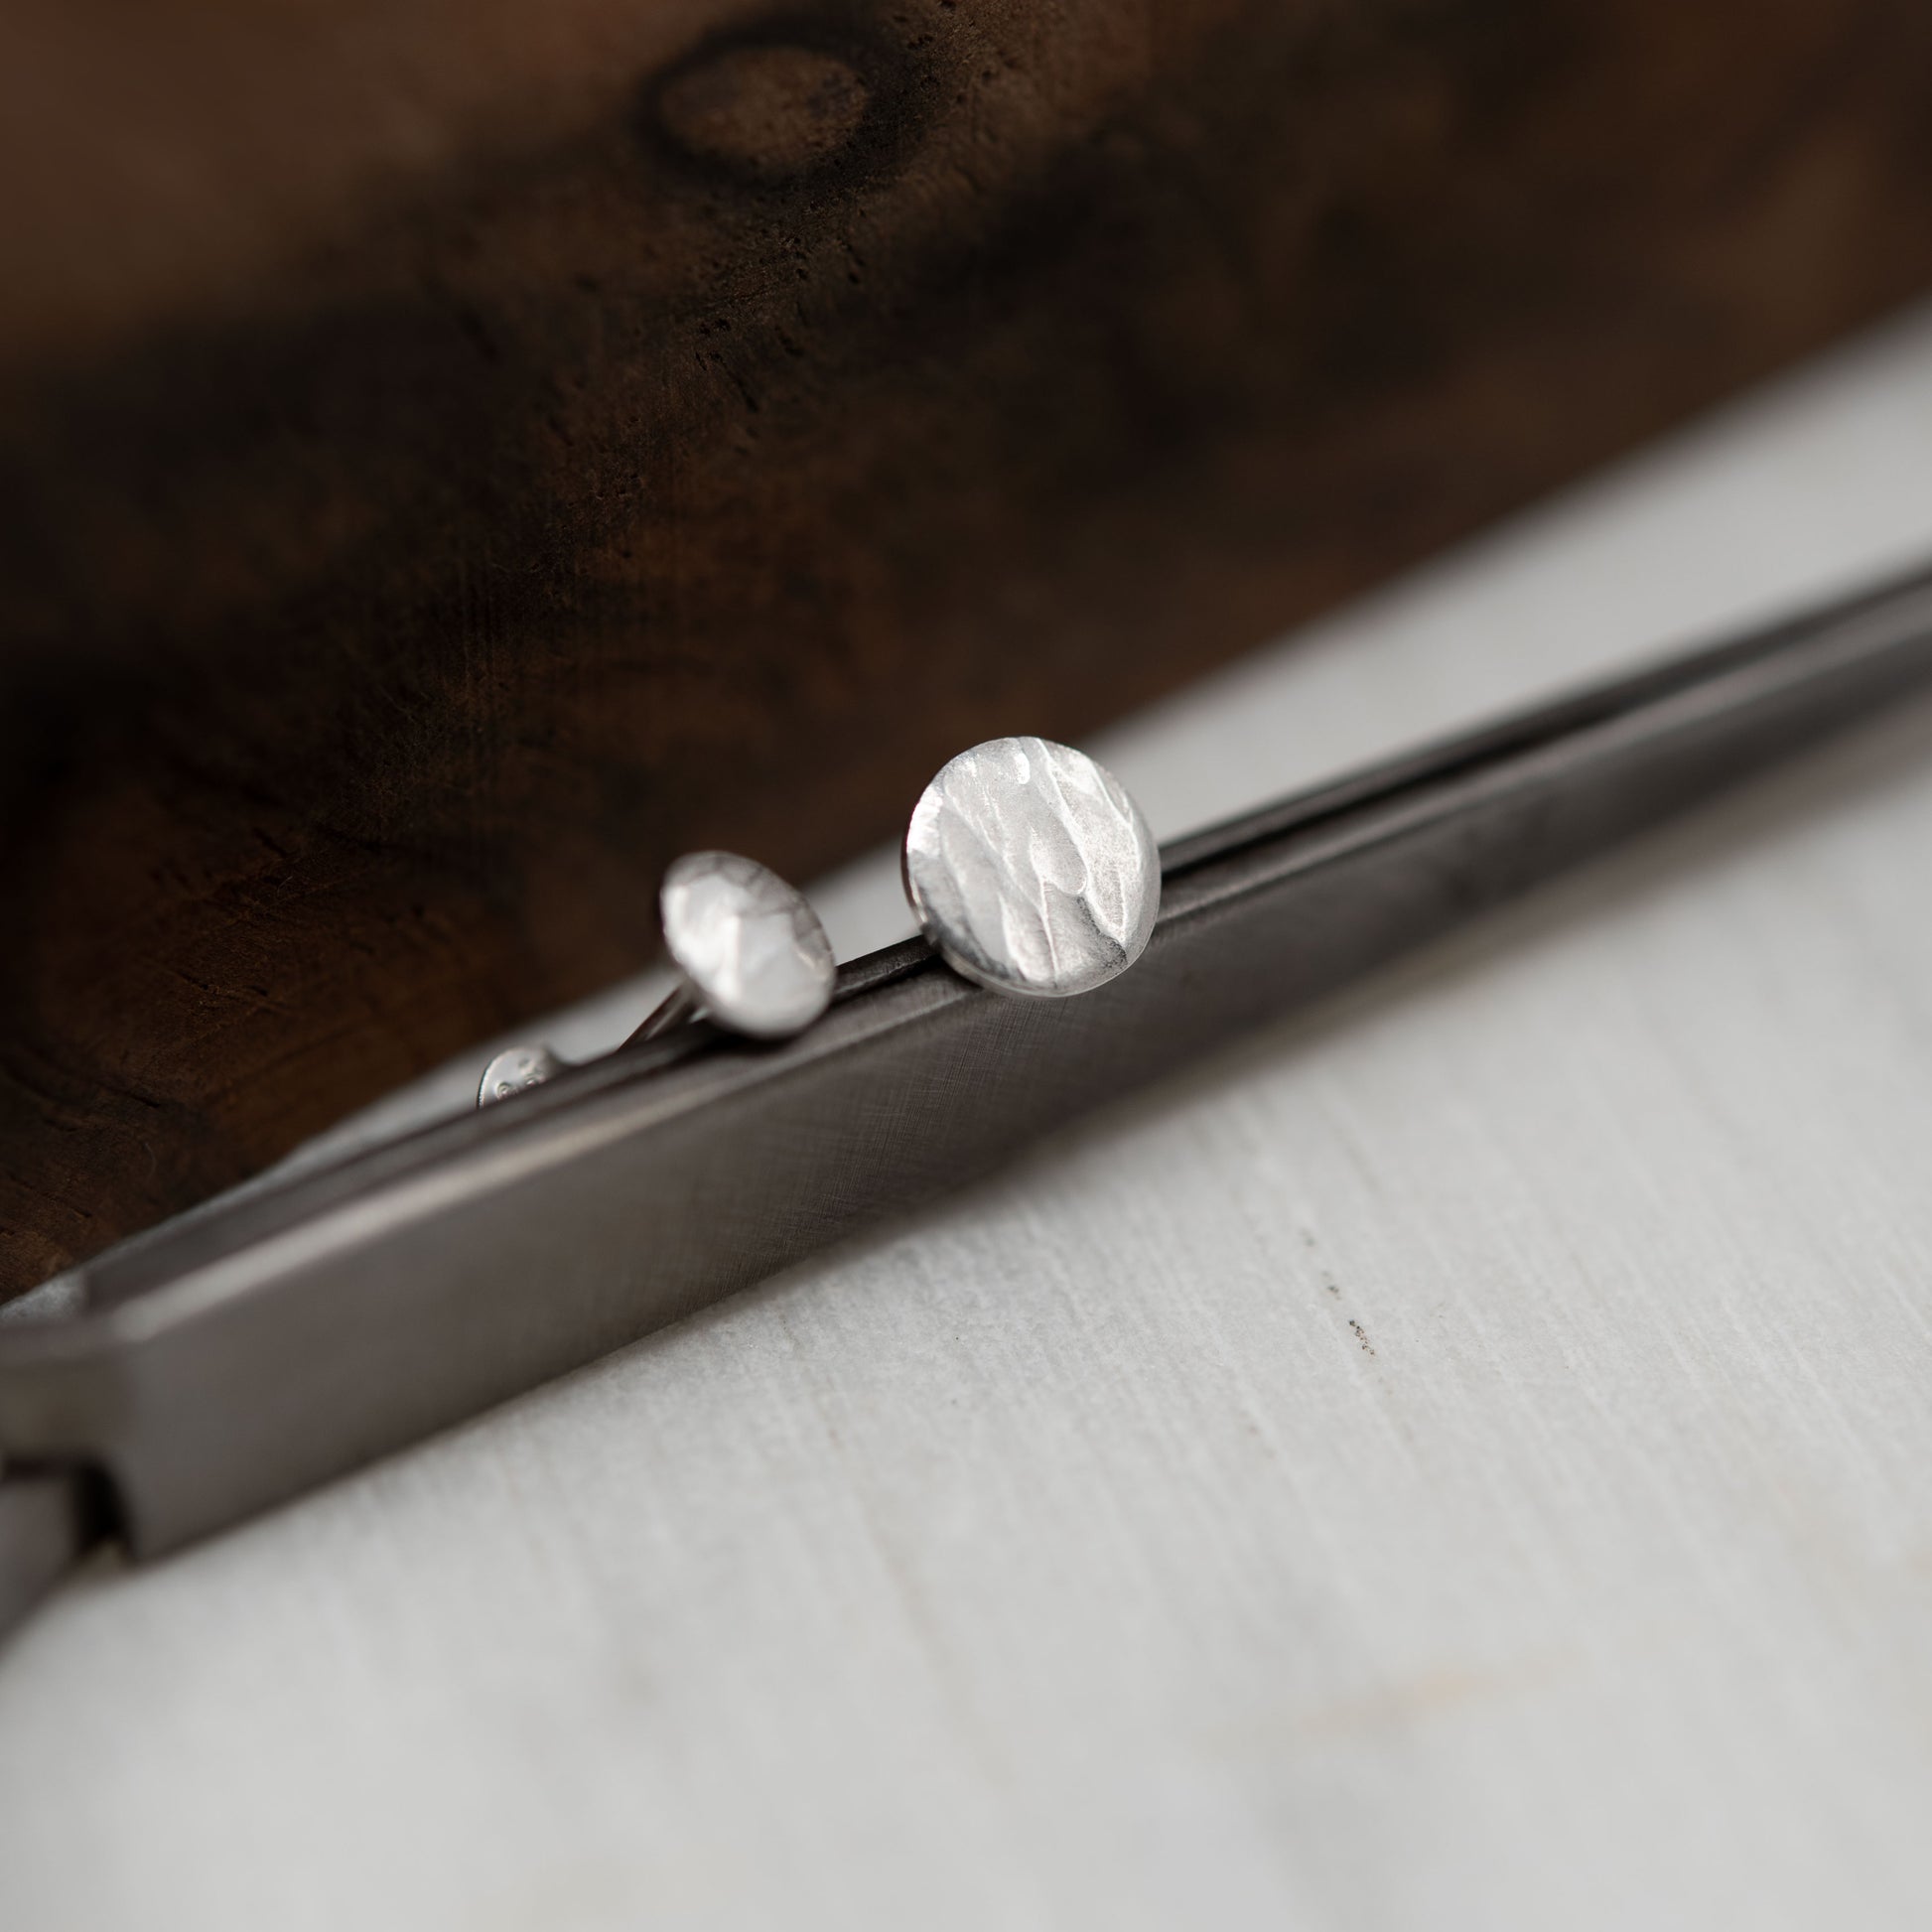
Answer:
[902, 737, 1161, 998]
[477, 1043, 564, 1108]
[661, 851, 835, 1038]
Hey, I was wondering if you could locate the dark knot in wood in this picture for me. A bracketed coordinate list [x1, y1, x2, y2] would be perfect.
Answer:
[654, 42, 872, 183]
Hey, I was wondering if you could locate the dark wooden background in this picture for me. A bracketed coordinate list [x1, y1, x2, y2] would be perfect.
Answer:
[6, 0, 1932, 1293]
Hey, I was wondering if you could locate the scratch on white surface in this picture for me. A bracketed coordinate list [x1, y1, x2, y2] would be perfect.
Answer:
[10, 303, 1932, 1929]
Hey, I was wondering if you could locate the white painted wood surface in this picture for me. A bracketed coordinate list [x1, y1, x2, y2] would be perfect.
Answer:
[8, 305, 1932, 1931]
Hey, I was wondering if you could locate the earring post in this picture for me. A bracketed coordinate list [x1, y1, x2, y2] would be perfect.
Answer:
[621, 982, 699, 1048]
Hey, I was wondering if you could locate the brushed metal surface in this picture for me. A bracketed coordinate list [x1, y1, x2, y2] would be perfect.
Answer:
[0, 1471, 91, 1650]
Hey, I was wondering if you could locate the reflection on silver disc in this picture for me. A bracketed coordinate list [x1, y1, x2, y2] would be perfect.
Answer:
[660, 851, 836, 1038]
[901, 737, 1160, 998]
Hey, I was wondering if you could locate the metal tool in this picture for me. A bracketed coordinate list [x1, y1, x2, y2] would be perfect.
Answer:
[7, 560, 1932, 1650]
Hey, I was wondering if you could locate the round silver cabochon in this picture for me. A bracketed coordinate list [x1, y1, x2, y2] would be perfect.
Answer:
[661, 851, 835, 1038]
[902, 737, 1160, 998]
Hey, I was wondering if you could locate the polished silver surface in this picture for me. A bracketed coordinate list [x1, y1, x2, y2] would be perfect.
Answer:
[7, 561, 1932, 1636]
[657, 851, 836, 1038]
[902, 738, 1161, 998]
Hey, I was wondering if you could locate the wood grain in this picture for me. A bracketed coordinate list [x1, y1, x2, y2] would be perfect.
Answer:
[8, 0, 1932, 1289]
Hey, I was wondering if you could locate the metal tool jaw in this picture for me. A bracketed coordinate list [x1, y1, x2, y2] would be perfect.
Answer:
[6, 563, 1932, 1642]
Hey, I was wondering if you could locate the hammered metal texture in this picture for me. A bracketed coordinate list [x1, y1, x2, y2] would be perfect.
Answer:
[901, 738, 1161, 997]
[660, 852, 835, 1037]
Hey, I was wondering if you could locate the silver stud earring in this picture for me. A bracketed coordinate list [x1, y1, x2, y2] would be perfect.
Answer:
[902, 736, 1160, 998]
[479, 851, 836, 1106]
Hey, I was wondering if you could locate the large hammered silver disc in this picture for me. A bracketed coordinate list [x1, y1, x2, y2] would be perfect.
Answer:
[660, 851, 835, 1038]
[902, 737, 1161, 998]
